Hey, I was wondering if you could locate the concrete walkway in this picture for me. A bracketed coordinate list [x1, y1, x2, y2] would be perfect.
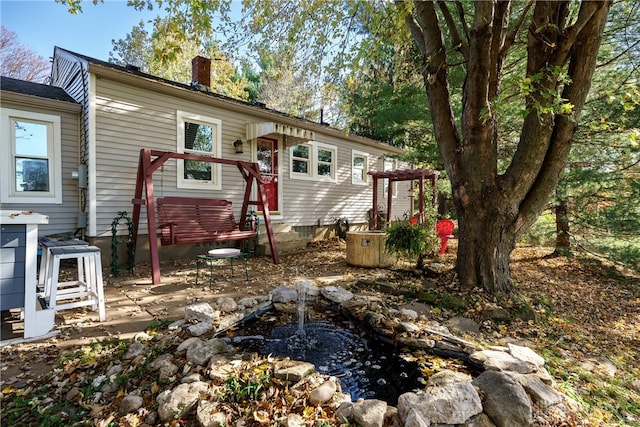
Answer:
[1, 242, 386, 349]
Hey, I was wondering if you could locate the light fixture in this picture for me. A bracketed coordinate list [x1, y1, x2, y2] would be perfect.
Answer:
[233, 139, 244, 154]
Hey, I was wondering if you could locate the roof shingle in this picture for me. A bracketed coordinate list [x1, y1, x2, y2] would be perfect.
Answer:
[1, 76, 78, 104]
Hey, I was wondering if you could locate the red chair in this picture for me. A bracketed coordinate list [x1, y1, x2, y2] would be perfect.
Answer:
[435, 219, 455, 254]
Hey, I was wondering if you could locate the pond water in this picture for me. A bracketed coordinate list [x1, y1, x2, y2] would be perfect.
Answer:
[224, 310, 421, 405]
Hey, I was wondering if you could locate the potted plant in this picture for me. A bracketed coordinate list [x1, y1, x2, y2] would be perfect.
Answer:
[384, 210, 438, 269]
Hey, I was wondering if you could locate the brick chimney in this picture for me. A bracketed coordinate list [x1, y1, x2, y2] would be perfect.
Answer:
[192, 56, 211, 87]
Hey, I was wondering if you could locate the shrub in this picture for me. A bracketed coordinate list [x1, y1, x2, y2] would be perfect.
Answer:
[519, 211, 556, 246]
[385, 213, 438, 268]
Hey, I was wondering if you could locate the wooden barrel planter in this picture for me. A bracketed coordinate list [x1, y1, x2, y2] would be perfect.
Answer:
[345, 231, 396, 268]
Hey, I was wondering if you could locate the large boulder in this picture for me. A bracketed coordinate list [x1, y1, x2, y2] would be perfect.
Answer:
[185, 302, 218, 323]
[473, 370, 532, 427]
[185, 338, 229, 366]
[271, 287, 298, 303]
[320, 286, 354, 303]
[397, 381, 482, 424]
[156, 381, 211, 422]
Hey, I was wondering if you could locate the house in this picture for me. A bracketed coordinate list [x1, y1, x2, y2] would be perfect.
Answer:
[2, 47, 419, 266]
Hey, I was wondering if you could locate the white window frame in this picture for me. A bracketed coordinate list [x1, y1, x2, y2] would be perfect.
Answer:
[315, 142, 336, 181]
[289, 141, 337, 182]
[176, 110, 222, 190]
[351, 149, 369, 185]
[1, 109, 62, 204]
[290, 143, 312, 179]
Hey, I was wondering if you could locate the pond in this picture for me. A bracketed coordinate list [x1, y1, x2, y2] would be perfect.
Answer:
[224, 309, 422, 405]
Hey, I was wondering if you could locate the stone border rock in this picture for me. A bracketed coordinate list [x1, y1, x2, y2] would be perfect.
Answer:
[140, 283, 582, 427]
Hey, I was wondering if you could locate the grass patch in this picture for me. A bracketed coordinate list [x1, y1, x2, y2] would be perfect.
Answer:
[540, 346, 640, 425]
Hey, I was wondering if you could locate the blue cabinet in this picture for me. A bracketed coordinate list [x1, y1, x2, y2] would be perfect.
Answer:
[1, 224, 27, 310]
[1, 211, 54, 340]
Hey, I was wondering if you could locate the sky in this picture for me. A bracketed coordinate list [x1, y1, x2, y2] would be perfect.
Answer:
[1, 0, 163, 61]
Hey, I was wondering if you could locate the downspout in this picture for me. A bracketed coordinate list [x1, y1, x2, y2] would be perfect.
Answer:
[86, 72, 97, 238]
[78, 60, 89, 240]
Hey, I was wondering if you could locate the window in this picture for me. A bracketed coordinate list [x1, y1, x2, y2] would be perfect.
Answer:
[177, 111, 222, 190]
[290, 142, 336, 181]
[317, 146, 334, 177]
[1, 109, 62, 204]
[291, 144, 310, 176]
[352, 150, 369, 185]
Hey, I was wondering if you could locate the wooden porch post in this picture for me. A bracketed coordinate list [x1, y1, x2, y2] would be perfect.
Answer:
[143, 150, 161, 285]
[131, 150, 146, 259]
[431, 174, 439, 208]
[386, 177, 393, 228]
[372, 177, 379, 230]
[418, 176, 425, 226]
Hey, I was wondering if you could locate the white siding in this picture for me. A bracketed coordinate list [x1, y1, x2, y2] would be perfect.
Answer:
[90, 76, 413, 236]
[92, 78, 259, 237]
[281, 133, 413, 227]
[56, 60, 409, 238]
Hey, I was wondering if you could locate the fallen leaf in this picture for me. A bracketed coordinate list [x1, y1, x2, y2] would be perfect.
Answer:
[253, 409, 270, 424]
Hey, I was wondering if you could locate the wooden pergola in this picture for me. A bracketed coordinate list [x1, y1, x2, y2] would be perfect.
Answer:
[368, 168, 440, 229]
[131, 148, 278, 285]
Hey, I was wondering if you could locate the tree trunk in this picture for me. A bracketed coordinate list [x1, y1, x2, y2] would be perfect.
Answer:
[554, 198, 571, 256]
[453, 185, 518, 293]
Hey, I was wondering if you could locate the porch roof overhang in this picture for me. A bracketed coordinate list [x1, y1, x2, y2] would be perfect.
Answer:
[368, 168, 440, 182]
[246, 122, 315, 145]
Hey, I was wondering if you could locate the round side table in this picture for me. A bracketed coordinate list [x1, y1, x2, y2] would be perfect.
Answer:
[196, 248, 248, 287]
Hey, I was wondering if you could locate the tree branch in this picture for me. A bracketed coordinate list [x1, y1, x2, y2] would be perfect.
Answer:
[501, 1, 572, 202]
[454, 1, 470, 44]
[516, 1, 612, 234]
[407, 1, 461, 182]
[551, 1, 602, 67]
[597, 38, 640, 68]
[500, 0, 534, 56]
[489, 1, 511, 101]
[459, 1, 497, 184]
[403, 7, 427, 55]
[436, 1, 468, 60]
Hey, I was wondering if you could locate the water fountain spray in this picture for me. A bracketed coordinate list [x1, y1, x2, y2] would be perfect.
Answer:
[295, 278, 309, 337]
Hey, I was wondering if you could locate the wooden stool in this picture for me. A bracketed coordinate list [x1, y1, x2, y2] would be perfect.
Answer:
[44, 246, 105, 321]
[38, 238, 89, 290]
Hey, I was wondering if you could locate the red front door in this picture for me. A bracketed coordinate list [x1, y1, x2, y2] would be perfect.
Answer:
[256, 137, 278, 212]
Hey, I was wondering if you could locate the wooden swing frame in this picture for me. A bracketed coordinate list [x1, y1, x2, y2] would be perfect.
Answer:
[131, 148, 279, 285]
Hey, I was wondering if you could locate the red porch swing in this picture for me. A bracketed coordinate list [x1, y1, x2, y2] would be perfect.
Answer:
[131, 148, 279, 285]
